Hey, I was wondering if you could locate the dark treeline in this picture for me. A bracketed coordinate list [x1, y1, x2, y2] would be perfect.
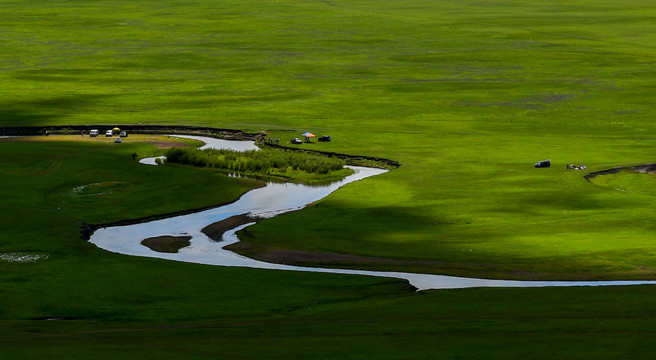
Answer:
[165, 147, 346, 175]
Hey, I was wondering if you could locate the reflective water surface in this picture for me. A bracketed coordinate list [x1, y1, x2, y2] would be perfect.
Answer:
[139, 135, 260, 165]
[91, 136, 656, 290]
[175, 135, 260, 151]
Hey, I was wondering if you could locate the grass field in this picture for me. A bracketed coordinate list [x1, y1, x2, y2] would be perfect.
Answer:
[2, 138, 656, 359]
[2, 0, 656, 357]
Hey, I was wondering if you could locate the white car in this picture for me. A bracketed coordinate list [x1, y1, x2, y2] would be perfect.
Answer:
[105, 130, 113, 137]
[89, 129, 99, 137]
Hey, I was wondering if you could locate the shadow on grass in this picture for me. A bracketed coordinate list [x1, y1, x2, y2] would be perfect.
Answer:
[231, 204, 504, 268]
[12, 68, 114, 82]
[0, 94, 112, 127]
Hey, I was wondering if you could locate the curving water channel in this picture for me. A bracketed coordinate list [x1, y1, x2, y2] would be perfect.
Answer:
[91, 136, 656, 290]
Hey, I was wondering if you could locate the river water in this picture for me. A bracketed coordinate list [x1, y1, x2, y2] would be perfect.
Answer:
[91, 136, 656, 290]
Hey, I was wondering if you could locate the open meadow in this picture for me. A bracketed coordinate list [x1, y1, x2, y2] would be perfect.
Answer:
[2, 0, 656, 357]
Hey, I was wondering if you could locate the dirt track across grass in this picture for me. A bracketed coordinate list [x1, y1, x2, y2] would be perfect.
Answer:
[584, 162, 656, 181]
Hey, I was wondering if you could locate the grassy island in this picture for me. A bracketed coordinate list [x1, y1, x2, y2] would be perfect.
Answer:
[141, 235, 192, 253]
[165, 147, 355, 184]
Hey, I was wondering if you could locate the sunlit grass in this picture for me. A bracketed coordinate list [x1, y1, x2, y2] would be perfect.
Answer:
[2, 0, 656, 278]
[3, 0, 656, 356]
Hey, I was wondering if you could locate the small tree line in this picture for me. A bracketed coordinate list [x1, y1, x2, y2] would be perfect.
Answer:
[165, 147, 346, 175]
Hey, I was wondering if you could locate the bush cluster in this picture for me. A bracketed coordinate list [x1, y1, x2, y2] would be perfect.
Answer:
[165, 147, 346, 175]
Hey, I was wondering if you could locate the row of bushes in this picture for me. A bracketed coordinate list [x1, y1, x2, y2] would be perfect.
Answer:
[165, 147, 346, 175]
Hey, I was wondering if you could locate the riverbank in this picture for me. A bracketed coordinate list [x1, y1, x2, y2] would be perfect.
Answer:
[0, 125, 264, 141]
[84, 134, 656, 287]
[81, 180, 266, 241]
[202, 213, 259, 241]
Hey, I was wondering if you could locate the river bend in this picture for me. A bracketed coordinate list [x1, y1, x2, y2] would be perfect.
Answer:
[91, 136, 656, 290]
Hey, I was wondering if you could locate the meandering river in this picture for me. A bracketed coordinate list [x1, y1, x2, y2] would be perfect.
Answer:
[91, 136, 656, 290]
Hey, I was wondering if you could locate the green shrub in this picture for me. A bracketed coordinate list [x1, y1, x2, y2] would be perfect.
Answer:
[165, 147, 346, 178]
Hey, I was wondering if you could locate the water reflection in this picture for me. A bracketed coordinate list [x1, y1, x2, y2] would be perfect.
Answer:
[140, 135, 259, 165]
[139, 156, 165, 165]
[90, 166, 389, 272]
[174, 135, 260, 151]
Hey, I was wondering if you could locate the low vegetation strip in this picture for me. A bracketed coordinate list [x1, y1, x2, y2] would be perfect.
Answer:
[165, 147, 354, 183]
[262, 142, 401, 169]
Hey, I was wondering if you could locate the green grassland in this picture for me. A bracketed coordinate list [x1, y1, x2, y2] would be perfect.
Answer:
[2, 0, 656, 278]
[3, 0, 656, 357]
[2, 137, 656, 358]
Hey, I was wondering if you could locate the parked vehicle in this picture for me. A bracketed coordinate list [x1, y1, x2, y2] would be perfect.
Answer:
[119, 131, 128, 137]
[114, 137, 122, 143]
[105, 130, 113, 137]
[318, 135, 331, 142]
[89, 129, 99, 137]
[534, 159, 551, 168]
[291, 138, 303, 144]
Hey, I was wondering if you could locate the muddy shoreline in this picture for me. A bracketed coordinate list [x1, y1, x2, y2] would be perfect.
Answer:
[224, 240, 478, 270]
[201, 213, 260, 241]
[584, 162, 656, 181]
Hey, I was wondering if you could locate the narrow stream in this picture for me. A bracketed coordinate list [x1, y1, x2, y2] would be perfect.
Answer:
[91, 136, 656, 290]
